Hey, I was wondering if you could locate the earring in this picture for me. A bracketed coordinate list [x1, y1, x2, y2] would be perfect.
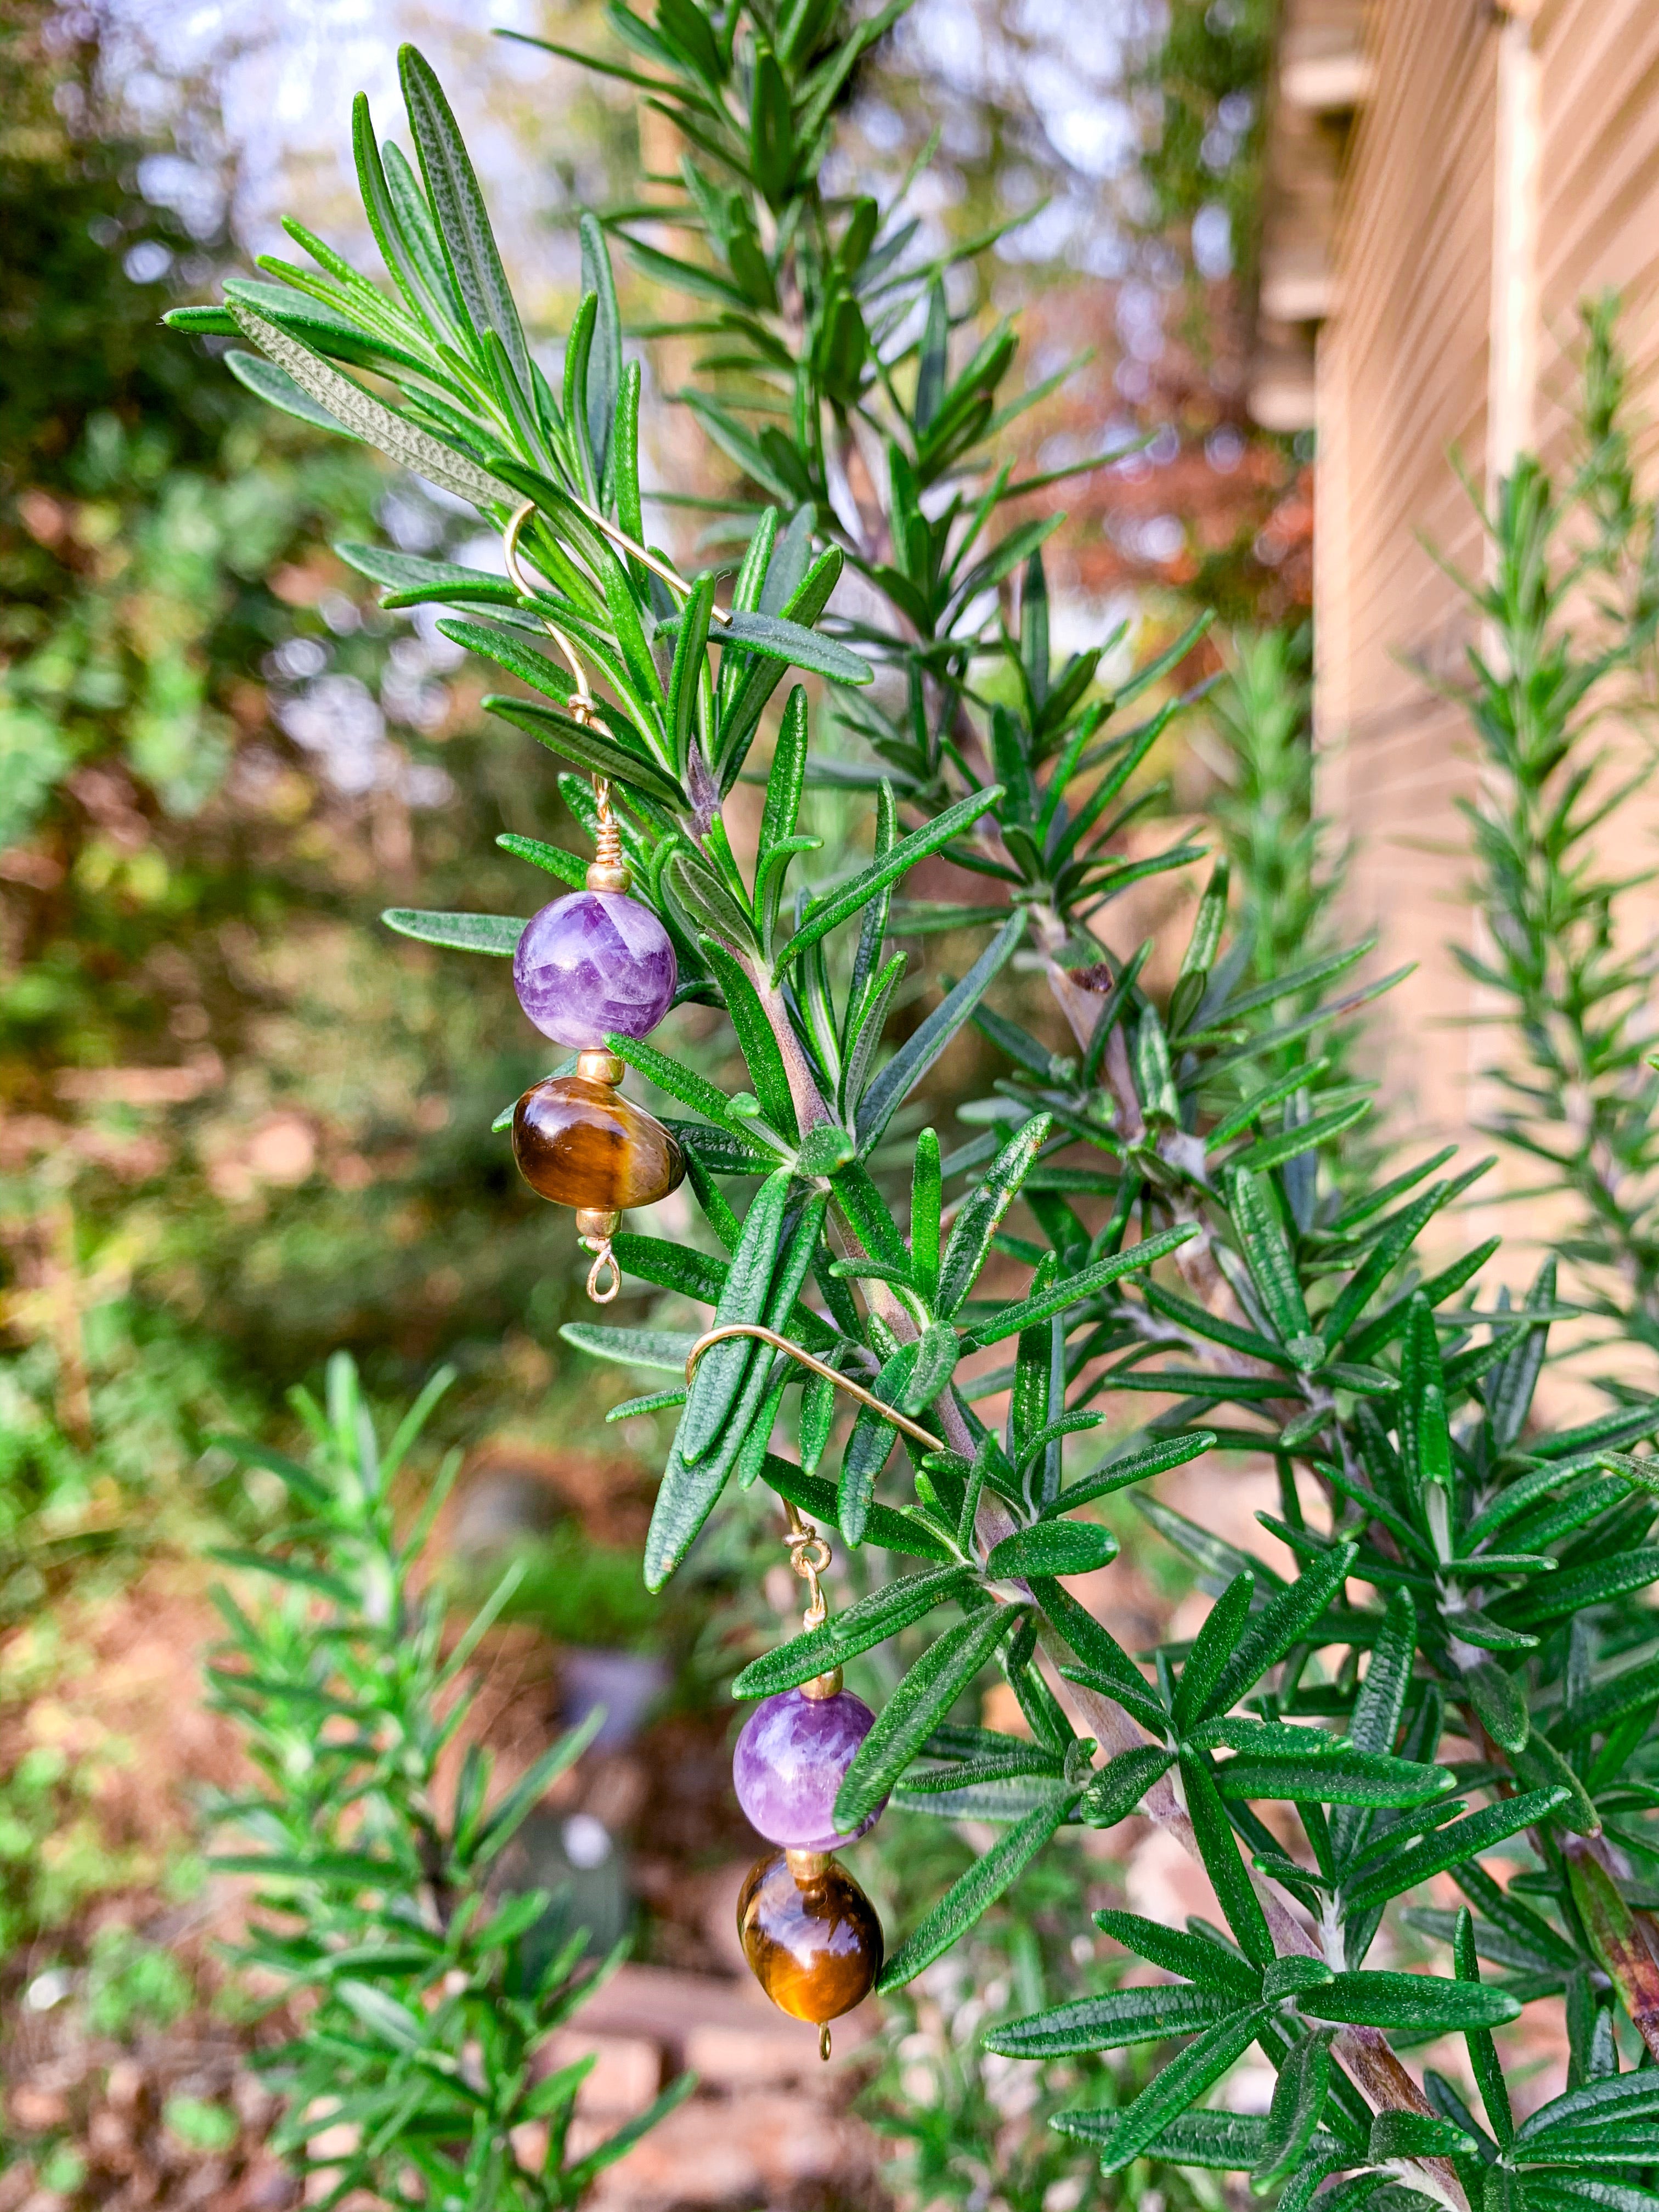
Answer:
[731, 1500, 884, 2060]
[509, 777, 684, 1302]
[498, 503, 684, 1305]
[682, 1325, 939, 2056]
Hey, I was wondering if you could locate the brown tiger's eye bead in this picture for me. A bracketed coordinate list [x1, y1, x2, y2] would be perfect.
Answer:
[736, 1849, 882, 2025]
[512, 1077, 685, 1211]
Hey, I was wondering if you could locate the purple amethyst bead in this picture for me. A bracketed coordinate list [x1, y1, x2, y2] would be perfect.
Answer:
[732, 1687, 885, 1852]
[512, 889, 677, 1048]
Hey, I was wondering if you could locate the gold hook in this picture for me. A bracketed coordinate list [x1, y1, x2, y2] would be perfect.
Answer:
[569, 494, 733, 627]
[505, 494, 731, 637]
[553, 485, 731, 627]
[502, 500, 600, 725]
[778, 1496, 842, 1698]
[682, 1324, 943, 1452]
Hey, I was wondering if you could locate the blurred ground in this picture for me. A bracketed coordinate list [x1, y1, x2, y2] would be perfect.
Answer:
[0, 1516, 885, 2211]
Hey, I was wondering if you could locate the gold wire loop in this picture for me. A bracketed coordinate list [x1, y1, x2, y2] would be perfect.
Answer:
[583, 1239, 621, 1304]
[591, 777, 625, 871]
[781, 1499, 832, 1627]
[681, 1324, 941, 1451]
[789, 1528, 832, 1578]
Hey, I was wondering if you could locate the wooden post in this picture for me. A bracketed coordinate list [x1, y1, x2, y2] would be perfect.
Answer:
[1486, 0, 1542, 494]
[1469, 0, 1543, 1212]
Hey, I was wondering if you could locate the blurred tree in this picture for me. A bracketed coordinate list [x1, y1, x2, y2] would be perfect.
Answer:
[1132, 0, 1306, 622]
[0, 2, 660, 1634]
[1138, 0, 1273, 292]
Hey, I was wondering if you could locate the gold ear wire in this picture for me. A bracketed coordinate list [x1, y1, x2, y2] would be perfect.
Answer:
[566, 493, 733, 628]
[503, 493, 731, 635]
[502, 492, 733, 875]
[681, 1323, 943, 1452]
[502, 501, 600, 727]
[502, 505, 630, 895]
[685, 1325, 944, 1675]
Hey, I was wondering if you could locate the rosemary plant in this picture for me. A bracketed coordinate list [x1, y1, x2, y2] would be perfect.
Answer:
[208, 1355, 692, 2209]
[1446, 300, 1659, 1365]
[1201, 626, 1339, 990]
[172, 20, 1659, 2210]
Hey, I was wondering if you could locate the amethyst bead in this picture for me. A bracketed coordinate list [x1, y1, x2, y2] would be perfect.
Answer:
[512, 890, 676, 1048]
[732, 1688, 885, 1852]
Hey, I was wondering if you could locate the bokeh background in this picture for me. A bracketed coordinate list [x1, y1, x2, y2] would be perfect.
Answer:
[1, 0, 1303, 1536]
[0, 1, 1321, 2204]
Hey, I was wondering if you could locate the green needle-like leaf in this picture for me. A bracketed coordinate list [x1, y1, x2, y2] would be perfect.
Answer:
[399, 44, 533, 394]
[938, 1115, 1054, 1318]
[879, 1787, 1080, 1991]
[986, 1980, 1240, 2059]
[1342, 1787, 1569, 1911]
[1299, 1971, 1521, 2034]
[1227, 1165, 1313, 1357]
[1040, 1431, 1217, 1517]
[1172, 1569, 1256, 1731]
[840, 1340, 922, 1544]
[759, 1457, 954, 1562]
[1066, 2006, 1274, 2172]
[833, 1604, 1027, 1829]
[382, 909, 524, 956]
[985, 1520, 1118, 1579]
[732, 1565, 976, 1697]
[1076, 1745, 1177, 1829]
[776, 786, 1006, 974]
[1251, 2028, 1336, 2191]
[1511, 2072, 1659, 2163]
[1090, 1908, 1264, 1999]
[965, 1224, 1197, 1347]
[1366, 2111, 1477, 2162]
[856, 911, 1029, 1154]
[1200, 1543, 1358, 1721]
[1181, 1752, 1274, 1965]
[676, 1169, 793, 1464]
[227, 304, 505, 508]
[1452, 1905, 1514, 2147]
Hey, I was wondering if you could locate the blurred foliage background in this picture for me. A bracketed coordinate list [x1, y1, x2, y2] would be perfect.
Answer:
[0, 0, 1311, 2194]
[0, 0, 1298, 1607]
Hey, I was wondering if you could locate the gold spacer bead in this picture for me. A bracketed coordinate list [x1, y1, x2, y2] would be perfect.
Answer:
[575, 1049, 624, 1086]
[800, 1668, 843, 1702]
[785, 1848, 832, 1882]
[585, 859, 633, 895]
[575, 1207, 622, 1240]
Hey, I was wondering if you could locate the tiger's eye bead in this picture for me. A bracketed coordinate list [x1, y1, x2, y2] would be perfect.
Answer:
[737, 1850, 882, 2025]
[512, 1077, 685, 1211]
[513, 890, 676, 1047]
[732, 1688, 884, 1852]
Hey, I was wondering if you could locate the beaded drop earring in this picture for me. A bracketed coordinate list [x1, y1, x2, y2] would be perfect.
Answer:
[687, 1327, 943, 2059]
[732, 1500, 883, 2061]
[500, 504, 685, 1302]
